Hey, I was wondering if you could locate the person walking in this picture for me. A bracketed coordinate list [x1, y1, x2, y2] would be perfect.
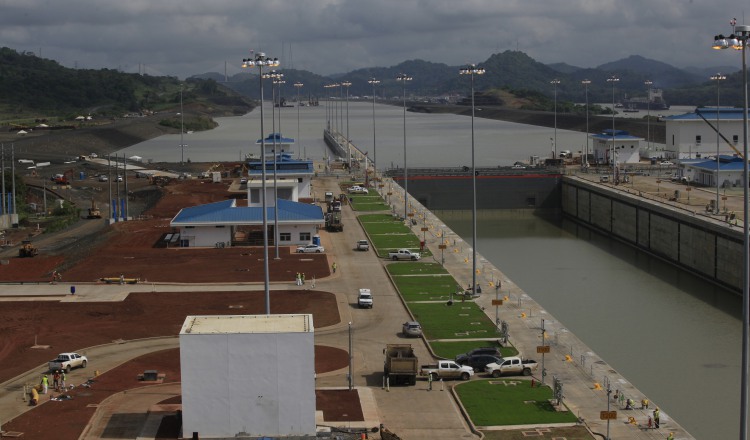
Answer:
[653, 408, 660, 428]
[301, 273, 306, 284]
[427, 373, 433, 391]
[40, 374, 49, 394]
[332, 262, 337, 274]
[60, 371, 66, 390]
[52, 370, 60, 391]
[667, 432, 674, 440]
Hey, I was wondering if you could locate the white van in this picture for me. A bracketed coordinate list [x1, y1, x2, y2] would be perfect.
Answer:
[358, 288, 373, 309]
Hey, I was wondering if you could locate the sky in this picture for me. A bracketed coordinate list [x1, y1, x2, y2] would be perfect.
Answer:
[0, 0, 746, 78]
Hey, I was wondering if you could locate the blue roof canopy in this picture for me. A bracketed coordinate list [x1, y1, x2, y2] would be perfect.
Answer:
[256, 132, 295, 144]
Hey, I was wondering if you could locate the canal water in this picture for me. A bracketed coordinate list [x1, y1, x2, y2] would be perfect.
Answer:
[120, 101, 740, 439]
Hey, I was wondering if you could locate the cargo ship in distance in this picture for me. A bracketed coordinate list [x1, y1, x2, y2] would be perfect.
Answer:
[619, 87, 670, 110]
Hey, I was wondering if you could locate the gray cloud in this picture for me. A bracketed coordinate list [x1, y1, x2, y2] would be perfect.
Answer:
[0, 0, 743, 77]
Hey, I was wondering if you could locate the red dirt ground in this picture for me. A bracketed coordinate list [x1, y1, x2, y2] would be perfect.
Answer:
[0, 179, 331, 283]
[3, 347, 353, 440]
[0, 290, 340, 382]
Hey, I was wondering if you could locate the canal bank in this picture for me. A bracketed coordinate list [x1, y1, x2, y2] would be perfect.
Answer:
[374, 176, 695, 439]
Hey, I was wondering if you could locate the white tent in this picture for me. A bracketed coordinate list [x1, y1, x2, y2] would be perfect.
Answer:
[128, 155, 143, 162]
[17, 130, 27, 135]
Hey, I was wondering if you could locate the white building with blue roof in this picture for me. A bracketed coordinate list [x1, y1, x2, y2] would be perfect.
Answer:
[170, 198, 324, 248]
[590, 129, 643, 165]
[663, 107, 746, 159]
[679, 155, 745, 189]
[245, 153, 315, 205]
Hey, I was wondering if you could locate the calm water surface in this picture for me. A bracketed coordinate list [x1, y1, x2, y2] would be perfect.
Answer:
[120, 102, 740, 439]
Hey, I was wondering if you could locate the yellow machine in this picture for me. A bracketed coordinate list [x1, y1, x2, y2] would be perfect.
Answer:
[87, 198, 102, 219]
[18, 240, 38, 258]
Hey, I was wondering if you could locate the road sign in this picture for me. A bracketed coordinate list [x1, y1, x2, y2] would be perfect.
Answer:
[491, 299, 503, 306]
[407, 213, 414, 217]
[536, 345, 550, 354]
[438, 244, 447, 249]
[421, 227, 428, 231]
[600, 411, 617, 420]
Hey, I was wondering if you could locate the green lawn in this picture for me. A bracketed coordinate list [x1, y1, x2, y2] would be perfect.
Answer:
[390, 274, 459, 302]
[456, 379, 579, 426]
[409, 302, 498, 340]
[349, 192, 389, 211]
[430, 341, 518, 360]
[386, 262, 449, 276]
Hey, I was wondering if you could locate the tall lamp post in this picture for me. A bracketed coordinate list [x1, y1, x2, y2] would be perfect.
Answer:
[581, 79, 591, 168]
[644, 80, 653, 152]
[342, 81, 352, 169]
[271, 74, 285, 260]
[607, 75, 620, 182]
[550, 79, 560, 161]
[460, 64, 485, 296]
[714, 23, 750, 440]
[179, 84, 186, 165]
[711, 73, 726, 214]
[368, 78, 380, 177]
[396, 73, 412, 221]
[242, 51, 279, 315]
[294, 82, 303, 159]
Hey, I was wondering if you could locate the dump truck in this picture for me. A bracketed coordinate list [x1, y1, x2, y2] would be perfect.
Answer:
[18, 240, 38, 258]
[384, 344, 418, 385]
[325, 211, 343, 232]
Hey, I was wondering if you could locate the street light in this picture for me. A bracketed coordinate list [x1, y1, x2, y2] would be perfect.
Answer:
[342, 81, 352, 169]
[242, 51, 279, 315]
[581, 79, 591, 168]
[271, 73, 285, 260]
[396, 73, 412, 222]
[714, 22, 750, 440]
[368, 78, 380, 177]
[711, 73, 726, 215]
[607, 75, 620, 182]
[294, 82, 303, 159]
[644, 80, 653, 153]
[459, 64, 485, 297]
[550, 79, 560, 161]
[179, 84, 186, 165]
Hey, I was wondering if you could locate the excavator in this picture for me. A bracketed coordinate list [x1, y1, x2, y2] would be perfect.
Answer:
[18, 240, 38, 258]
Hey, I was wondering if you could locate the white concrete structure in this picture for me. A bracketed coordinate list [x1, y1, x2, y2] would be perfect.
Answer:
[180, 314, 316, 438]
[590, 129, 643, 165]
[664, 107, 746, 160]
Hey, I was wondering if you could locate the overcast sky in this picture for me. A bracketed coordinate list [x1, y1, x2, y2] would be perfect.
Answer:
[0, 1, 746, 78]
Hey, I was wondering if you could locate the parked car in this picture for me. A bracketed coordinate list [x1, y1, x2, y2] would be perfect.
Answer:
[457, 347, 502, 359]
[455, 354, 503, 372]
[98, 175, 109, 182]
[49, 352, 88, 373]
[239, 177, 248, 184]
[402, 321, 422, 337]
[356, 240, 370, 251]
[660, 161, 674, 166]
[296, 244, 325, 253]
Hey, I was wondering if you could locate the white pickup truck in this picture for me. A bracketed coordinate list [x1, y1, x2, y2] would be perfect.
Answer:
[49, 352, 88, 373]
[484, 356, 538, 377]
[388, 249, 421, 261]
[357, 288, 373, 308]
[419, 360, 473, 381]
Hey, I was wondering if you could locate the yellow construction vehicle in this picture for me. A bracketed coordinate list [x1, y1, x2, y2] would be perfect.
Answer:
[19, 240, 38, 258]
[87, 198, 102, 219]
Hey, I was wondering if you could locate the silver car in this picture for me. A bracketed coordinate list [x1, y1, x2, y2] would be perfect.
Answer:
[402, 321, 422, 337]
[296, 244, 325, 253]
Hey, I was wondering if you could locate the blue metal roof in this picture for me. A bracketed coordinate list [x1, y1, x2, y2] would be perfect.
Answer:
[591, 128, 641, 141]
[688, 156, 747, 172]
[256, 132, 295, 144]
[171, 198, 323, 226]
[663, 107, 747, 121]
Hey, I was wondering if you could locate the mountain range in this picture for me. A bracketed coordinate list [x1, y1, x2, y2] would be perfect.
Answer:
[199, 50, 747, 108]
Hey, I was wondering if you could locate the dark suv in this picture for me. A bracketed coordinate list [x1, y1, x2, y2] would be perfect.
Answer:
[459, 347, 502, 359]
[455, 354, 503, 372]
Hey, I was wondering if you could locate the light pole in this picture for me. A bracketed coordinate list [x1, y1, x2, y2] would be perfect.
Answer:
[711, 73, 726, 214]
[342, 81, 352, 169]
[581, 79, 591, 168]
[271, 73, 285, 259]
[550, 79, 560, 161]
[179, 84, 186, 165]
[714, 23, 750, 440]
[460, 64, 485, 297]
[368, 78, 380, 178]
[607, 75, 620, 182]
[242, 51, 279, 315]
[294, 82, 303, 159]
[644, 80, 653, 153]
[396, 73, 412, 222]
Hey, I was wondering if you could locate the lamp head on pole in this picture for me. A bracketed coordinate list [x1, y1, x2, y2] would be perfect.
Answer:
[396, 73, 412, 82]
[294, 82, 303, 89]
[550, 79, 560, 86]
[341, 81, 352, 88]
[242, 52, 279, 68]
[581, 79, 591, 86]
[368, 78, 380, 85]
[459, 64, 485, 76]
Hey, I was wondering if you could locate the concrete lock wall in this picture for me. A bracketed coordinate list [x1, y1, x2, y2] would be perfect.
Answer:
[562, 177, 743, 294]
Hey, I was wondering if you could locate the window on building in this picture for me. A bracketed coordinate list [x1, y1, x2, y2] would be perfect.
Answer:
[300, 232, 311, 241]
[696, 135, 702, 145]
[279, 188, 293, 200]
[734, 135, 740, 144]
[250, 189, 260, 204]
[279, 233, 291, 242]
